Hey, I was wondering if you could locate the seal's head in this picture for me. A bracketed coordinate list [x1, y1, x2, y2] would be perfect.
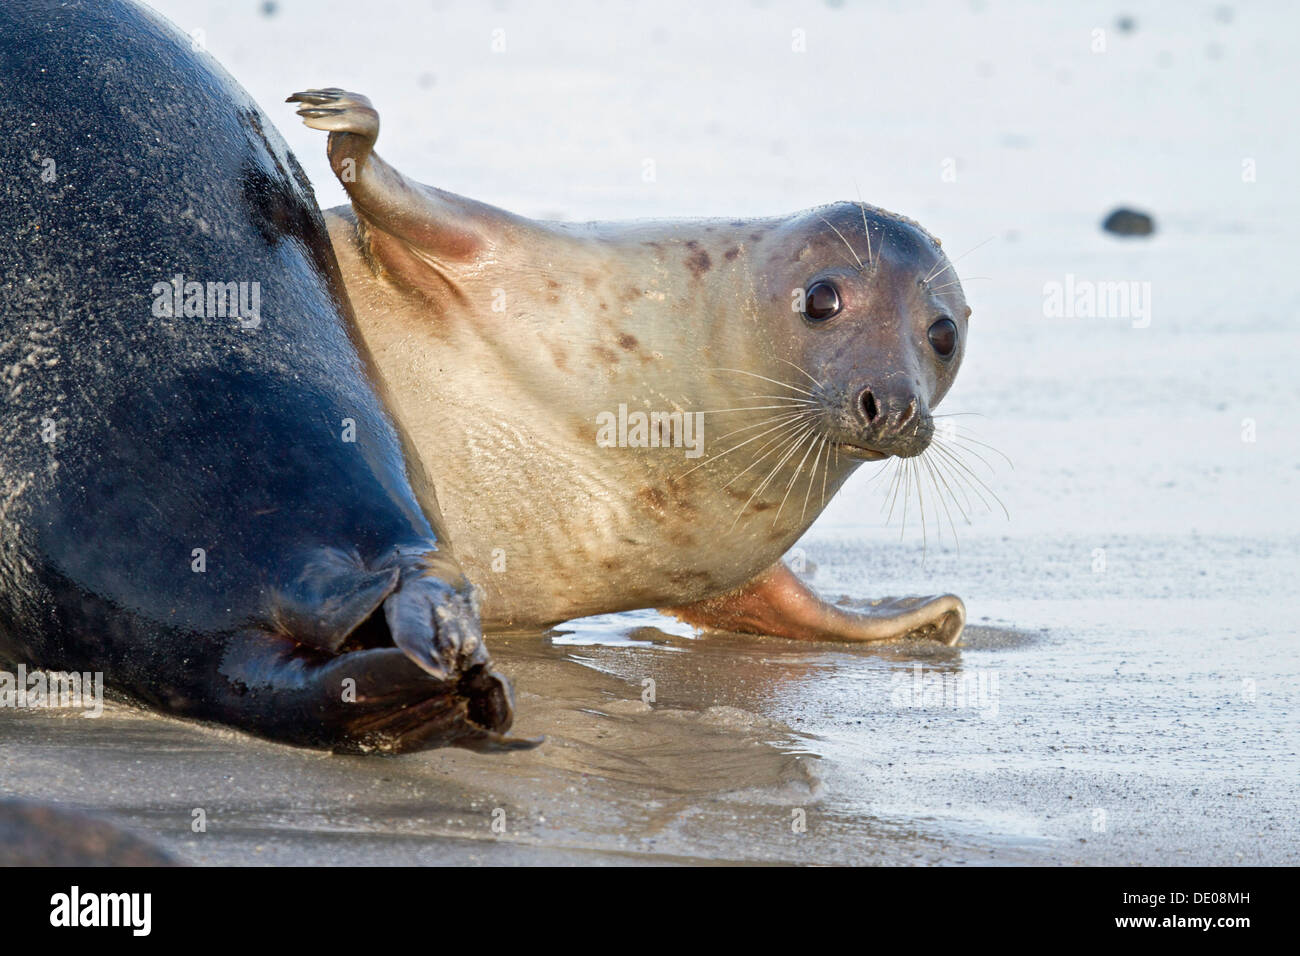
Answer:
[761, 202, 969, 462]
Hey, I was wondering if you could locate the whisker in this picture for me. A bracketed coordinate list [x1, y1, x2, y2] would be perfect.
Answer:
[883, 457, 904, 520]
[774, 430, 823, 526]
[866, 459, 896, 488]
[802, 435, 828, 523]
[760, 426, 817, 496]
[707, 367, 816, 397]
[729, 423, 819, 531]
[924, 451, 971, 525]
[874, 457, 895, 502]
[928, 442, 1010, 519]
[930, 276, 991, 293]
[913, 459, 928, 558]
[699, 404, 818, 415]
[933, 450, 989, 516]
[820, 437, 833, 510]
[948, 235, 997, 265]
[924, 235, 996, 283]
[820, 216, 864, 272]
[924, 261, 954, 287]
[920, 450, 962, 551]
[855, 193, 874, 268]
[676, 410, 815, 479]
[721, 418, 818, 490]
[929, 452, 978, 517]
[904, 460, 915, 541]
[774, 356, 824, 389]
[934, 436, 1002, 476]
[735, 393, 820, 404]
[713, 409, 815, 442]
[946, 432, 1014, 470]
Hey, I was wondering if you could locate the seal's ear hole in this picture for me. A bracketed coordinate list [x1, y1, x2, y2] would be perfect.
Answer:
[803, 281, 841, 322]
[928, 316, 958, 358]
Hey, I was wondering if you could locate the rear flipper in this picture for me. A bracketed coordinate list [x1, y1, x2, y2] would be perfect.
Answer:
[663, 562, 965, 646]
[204, 545, 540, 754]
[209, 634, 537, 754]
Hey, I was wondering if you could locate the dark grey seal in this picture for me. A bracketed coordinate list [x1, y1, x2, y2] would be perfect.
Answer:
[0, 0, 532, 753]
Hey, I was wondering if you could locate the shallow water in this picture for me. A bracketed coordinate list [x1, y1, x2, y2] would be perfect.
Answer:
[2, 0, 1298, 863]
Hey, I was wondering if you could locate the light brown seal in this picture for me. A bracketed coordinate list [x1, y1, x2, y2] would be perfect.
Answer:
[287, 88, 972, 645]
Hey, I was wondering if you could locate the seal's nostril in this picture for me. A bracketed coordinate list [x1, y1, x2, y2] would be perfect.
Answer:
[900, 398, 918, 427]
[861, 390, 879, 423]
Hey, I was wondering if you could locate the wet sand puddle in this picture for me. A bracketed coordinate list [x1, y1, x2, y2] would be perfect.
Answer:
[1, 611, 1019, 865]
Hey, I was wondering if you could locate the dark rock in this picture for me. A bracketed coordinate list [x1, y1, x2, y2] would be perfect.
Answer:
[1102, 207, 1156, 236]
[0, 799, 180, 866]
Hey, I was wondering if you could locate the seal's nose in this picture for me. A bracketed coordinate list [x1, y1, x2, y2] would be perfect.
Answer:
[857, 386, 929, 456]
[859, 388, 918, 428]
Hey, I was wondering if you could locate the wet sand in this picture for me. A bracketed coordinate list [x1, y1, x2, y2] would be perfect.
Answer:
[3, 607, 1295, 865]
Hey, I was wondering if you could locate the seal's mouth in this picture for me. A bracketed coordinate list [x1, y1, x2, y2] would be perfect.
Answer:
[834, 441, 891, 462]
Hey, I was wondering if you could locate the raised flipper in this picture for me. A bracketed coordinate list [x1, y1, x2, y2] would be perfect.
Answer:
[286, 88, 518, 289]
[663, 562, 965, 646]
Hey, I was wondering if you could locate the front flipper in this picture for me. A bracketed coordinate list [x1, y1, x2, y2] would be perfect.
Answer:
[662, 562, 965, 646]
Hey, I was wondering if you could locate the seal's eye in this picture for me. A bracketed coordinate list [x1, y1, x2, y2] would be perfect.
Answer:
[803, 281, 841, 322]
[928, 316, 958, 358]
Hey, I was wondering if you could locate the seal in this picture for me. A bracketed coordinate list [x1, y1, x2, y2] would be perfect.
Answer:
[288, 89, 971, 644]
[0, 0, 533, 753]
